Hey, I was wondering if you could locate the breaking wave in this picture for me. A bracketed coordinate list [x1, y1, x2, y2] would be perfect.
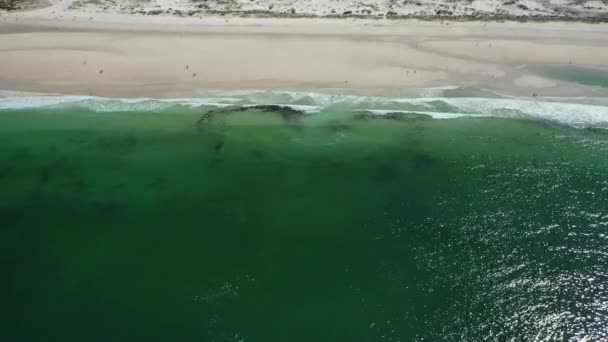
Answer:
[2, 89, 608, 128]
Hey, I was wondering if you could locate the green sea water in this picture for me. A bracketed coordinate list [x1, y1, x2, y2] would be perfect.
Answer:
[536, 66, 608, 88]
[2, 102, 608, 341]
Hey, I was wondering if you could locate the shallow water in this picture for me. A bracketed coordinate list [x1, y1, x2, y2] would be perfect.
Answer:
[2, 103, 608, 341]
[536, 66, 608, 88]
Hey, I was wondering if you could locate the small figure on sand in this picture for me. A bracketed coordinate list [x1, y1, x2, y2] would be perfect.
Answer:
[192, 73, 197, 77]
[99, 69, 103, 74]
[186, 65, 189, 70]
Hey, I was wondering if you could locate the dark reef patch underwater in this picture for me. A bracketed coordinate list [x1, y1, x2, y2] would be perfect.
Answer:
[1, 101, 608, 341]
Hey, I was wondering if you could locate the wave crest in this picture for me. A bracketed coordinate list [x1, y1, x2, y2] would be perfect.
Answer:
[2, 90, 608, 128]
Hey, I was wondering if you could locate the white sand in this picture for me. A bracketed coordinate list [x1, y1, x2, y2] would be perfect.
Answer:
[1, 8, 608, 97]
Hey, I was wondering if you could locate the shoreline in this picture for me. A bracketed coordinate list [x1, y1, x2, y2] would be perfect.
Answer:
[3, 89, 608, 129]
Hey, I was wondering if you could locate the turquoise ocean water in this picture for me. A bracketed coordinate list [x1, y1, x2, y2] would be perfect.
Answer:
[2, 89, 608, 341]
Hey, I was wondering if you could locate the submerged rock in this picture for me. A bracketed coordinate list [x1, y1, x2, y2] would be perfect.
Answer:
[353, 112, 433, 122]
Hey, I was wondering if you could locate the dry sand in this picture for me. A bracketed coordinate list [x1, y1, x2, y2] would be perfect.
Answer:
[1, 10, 608, 98]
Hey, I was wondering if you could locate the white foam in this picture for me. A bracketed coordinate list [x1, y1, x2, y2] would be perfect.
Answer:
[418, 85, 461, 98]
[242, 104, 321, 113]
[0, 95, 233, 112]
[0, 95, 93, 110]
[391, 97, 608, 127]
[359, 109, 491, 119]
[1, 90, 608, 128]
[201, 90, 390, 107]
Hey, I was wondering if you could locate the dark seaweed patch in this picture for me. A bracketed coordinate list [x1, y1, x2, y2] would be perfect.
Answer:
[96, 201, 124, 223]
[0, 207, 22, 227]
[0, 163, 14, 180]
[196, 108, 230, 132]
[0, 149, 33, 180]
[387, 112, 432, 121]
[198, 110, 218, 123]
[37, 158, 88, 193]
[252, 150, 265, 160]
[245, 105, 306, 123]
[38, 168, 50, 185]
[197, 105, 306, 131]
[409, 152, 435, 169]
[149, 176, 165, 188]
[583, 127, 608, 136]
[352, 112, 375, 122]
[353, 112, 433, 122]
[374, 163, 400, 182]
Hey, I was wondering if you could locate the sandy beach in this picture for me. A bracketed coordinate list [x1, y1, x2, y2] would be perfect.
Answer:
[1, 3, 608, 98]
